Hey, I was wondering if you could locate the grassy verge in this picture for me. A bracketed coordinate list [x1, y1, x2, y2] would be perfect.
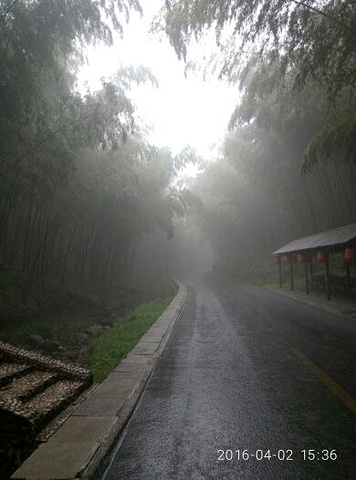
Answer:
[89, 295, 174, 383]
[0, 266, 177, 370]
[0, 266, 175, 340]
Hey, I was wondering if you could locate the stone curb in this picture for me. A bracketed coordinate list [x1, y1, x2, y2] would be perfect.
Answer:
[11, 281, 187, 480]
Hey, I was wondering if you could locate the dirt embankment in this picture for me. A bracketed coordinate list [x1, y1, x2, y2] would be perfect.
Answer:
[0, 267, 176, 367]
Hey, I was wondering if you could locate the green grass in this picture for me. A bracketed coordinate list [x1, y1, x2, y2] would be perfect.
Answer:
[89, 297, 173, 383]
[0, 266, 177, 349]
[0, 267, 177, 380]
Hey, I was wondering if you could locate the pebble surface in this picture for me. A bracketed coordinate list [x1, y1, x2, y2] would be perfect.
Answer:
[0, 340, 93, 478]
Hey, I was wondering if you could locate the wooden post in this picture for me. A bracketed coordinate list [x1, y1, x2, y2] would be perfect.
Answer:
[325, 255, 331, 301]
[290, 255, 294, 291]
[305, 261, 309, 295]
[279, 257, 282, 287]
[282, 257, 284, 285]
[346, 261, 351, 292]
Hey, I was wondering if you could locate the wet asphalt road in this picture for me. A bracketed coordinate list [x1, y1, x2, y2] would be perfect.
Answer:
[102, 274, 356, 480]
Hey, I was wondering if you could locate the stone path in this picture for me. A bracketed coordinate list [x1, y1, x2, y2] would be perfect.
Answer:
[0, 341, 92, 479]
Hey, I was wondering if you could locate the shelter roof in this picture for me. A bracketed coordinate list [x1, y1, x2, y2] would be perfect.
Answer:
[272, 223, 356, 255]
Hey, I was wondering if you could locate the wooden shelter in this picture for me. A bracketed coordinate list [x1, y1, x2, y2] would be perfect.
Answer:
[272, 223, 356, 300]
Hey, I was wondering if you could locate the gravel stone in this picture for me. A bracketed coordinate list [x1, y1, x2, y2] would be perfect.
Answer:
[0, 340, 93, 478]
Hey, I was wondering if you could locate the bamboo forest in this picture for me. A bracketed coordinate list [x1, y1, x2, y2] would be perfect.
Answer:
[1, 1, 355, 479]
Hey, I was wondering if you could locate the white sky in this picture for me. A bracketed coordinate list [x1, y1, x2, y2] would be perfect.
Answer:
[77, 0, 240, 160]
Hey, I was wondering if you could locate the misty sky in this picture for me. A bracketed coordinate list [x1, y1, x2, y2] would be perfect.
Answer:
[77, 0, 239, 160]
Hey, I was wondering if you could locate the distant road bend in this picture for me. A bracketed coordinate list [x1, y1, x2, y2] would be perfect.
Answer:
[102, 273, 356, 480]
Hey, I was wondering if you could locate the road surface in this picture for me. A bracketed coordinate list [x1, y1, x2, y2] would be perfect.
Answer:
[101, 274, 356, 480]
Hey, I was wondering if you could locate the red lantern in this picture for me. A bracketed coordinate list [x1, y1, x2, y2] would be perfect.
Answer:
[273, 255, 280, 264]
[298, 253, 305, 263]
[344, 248, 356, 261]
[317, 251, 326, 261]
[284, 255, 290, 264]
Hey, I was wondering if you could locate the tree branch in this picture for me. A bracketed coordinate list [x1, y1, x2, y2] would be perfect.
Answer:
[290, 0, 356, 36]
[0, 119, 79, 179]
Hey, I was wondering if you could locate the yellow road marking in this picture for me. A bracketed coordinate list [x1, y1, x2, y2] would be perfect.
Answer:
[291, 346, 356, 414]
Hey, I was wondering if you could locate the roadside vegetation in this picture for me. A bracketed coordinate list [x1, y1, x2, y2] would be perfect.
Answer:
[0, 264, 177, 370]
[89, 295, 174, 382]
